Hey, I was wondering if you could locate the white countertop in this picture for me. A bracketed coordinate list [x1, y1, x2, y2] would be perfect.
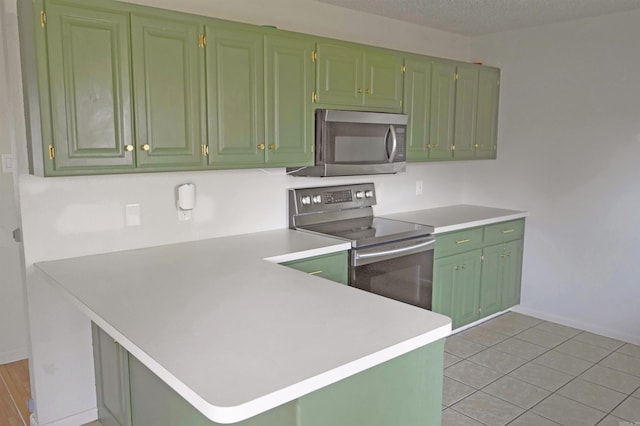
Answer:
[36, 228, 451, 424]
[382, 204, 528, 234]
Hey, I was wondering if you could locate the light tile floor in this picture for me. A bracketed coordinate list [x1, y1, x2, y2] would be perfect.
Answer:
[442, 312, 640, 426]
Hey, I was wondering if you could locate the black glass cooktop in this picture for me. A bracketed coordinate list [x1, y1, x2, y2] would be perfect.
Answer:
[302, 217, 433, 248]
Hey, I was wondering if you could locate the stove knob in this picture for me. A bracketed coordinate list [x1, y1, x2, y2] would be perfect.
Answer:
[355, 191, 364, 199]
[301, 196, 312, 206]
[365, 190, 374, 198]
[313, 195, 322, 204]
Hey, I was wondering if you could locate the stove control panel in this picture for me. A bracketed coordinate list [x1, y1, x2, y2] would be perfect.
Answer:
[289, 183, 377, 216]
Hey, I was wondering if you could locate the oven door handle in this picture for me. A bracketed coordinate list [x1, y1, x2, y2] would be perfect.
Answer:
[355, 238, 435, 261]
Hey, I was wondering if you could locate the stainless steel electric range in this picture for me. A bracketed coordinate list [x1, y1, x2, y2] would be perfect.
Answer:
[289, 183, 435, 310]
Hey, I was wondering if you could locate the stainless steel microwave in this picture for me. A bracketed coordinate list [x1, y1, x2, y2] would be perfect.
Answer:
[287, 109, 408, 177]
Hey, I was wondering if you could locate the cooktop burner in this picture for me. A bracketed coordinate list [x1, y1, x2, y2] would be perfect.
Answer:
[288, 183, 433, 248]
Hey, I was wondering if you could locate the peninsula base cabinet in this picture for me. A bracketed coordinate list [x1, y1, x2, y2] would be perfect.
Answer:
[433, 219, 524, 330]
[280, 251, 348, 285]
[92, 323, 445, 426]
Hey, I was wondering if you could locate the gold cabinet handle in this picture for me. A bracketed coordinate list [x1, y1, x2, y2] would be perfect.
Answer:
[364, 88, 372, 94]
[257, 143, 265, 150]
[456, 239, 471, 244]
[473, 143, 484, 148]
[357, 88, 363, 94]
[268, 144, 275, 150]
[502, 229, 514, 234]
[141, 144, 150, 151]
[125, 144, 134, 152]
[308, 270, 323, 275]
[427, 143, 438, 149]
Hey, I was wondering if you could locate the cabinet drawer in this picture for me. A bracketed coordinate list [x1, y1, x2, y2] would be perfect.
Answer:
[281, 252, 348, 284]
[483, 219, 525, 245]
[435, 228, 483, 258]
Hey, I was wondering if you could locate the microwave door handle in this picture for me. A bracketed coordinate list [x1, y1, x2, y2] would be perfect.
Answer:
[386, 125, 398, 162]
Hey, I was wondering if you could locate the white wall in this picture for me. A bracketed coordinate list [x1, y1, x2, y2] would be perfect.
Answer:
[0, 0, 28, 364]
[10, 1, 472, 424]
[468, 10, 640, 343]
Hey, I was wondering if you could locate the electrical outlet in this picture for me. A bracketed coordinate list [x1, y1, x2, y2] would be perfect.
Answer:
[125, 204, 141, 226]
[1, 154, 13, 173]
[415, 180, 423, 195]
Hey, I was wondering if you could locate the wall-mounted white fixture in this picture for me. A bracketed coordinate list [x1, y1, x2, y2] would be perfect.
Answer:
[177, 183, 196, 221]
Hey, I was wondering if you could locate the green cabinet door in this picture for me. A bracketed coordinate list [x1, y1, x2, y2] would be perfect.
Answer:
[43, 1, 134, 175]
[131, 13, 206, 170]
[428, 60, 456, 160]
[264, 34, 315, 166]
[433, 250, 482, 329]
[206, 24, 264, 167]
[403, 56, 432, 161]
[501, 239, 523, 310]
[479, 243, 503, 318]
[452, 64, 479, 160]
[315, 42, 362, 106]
[363, 49, 403, 109]
[475, 66, 500, 159]
[92, 323, 131, 426]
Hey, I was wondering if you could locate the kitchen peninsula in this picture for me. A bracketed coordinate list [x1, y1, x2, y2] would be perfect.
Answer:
[35, 229, 451, 425]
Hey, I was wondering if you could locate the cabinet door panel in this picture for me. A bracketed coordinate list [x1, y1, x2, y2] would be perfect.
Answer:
[92, 323, 131, 426]
[475, 67, 500, 159]
[316, 43, 362, 106]
[501, 240, 523, 310]
[46, 3, 134, 172]
[433, 250, 481, 329]
[480, 244, 503, 317]
[364, 50, 403, 109]
[428, 61, 456, 160]
[453, 65, 479, 160]
[264, 35, 314, 166]
[403, 57, 432, 161]
[206, 26, 264, 166]
[132, 15, 205, 169]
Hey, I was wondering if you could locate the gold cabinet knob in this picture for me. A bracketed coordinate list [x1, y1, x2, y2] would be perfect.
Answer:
[357, 88, 363, 94]
[268, 144, 275, 150]
[474, 143, 484, 148]
[125, 144, 134, 152]
[257, 143, 265, 150]
[364, 88, 372, 94]
[141, 144, 150, 151]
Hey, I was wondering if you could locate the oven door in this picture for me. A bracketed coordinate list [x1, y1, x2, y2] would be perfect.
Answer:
[349, 236, 435, 310]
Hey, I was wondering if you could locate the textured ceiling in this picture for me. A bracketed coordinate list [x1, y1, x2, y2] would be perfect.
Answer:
[312, 0, 640, 36]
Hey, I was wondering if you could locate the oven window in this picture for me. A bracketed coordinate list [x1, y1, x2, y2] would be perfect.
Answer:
[350, 250, 433, 310]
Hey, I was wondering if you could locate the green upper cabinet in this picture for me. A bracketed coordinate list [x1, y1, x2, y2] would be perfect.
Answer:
[404, 59, 500, 162]
[475, 66, 500, 159]
[452, 64, 479, 160]
[315, 42, 403, 110]
[427, 60, 456, 160]
[205, 23, 264, 167]
[131, 13, 206, 170]
[205, 25, 314, 168]
[264, 34, 315, 167]
[41, 1, 135, 175]
[402, 56, 432, 161]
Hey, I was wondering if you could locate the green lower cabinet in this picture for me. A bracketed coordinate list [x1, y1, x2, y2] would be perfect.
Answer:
[92, 323, 132, 426]
[127, 339, 444, 426]
[281, 251, 348, 285]
[433, 250, 482, 329]
[433, 220, 525, 329]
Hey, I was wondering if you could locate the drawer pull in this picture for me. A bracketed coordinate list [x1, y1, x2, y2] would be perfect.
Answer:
[309, 270, 323, 275]
[456, 239, 471, 244]
[502, 229, 515, 234]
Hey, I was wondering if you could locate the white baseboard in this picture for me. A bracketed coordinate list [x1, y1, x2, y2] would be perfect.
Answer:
[30, 408, 98, 426]
[511, 305, 640, 345]
[0, 346, 28, 364]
